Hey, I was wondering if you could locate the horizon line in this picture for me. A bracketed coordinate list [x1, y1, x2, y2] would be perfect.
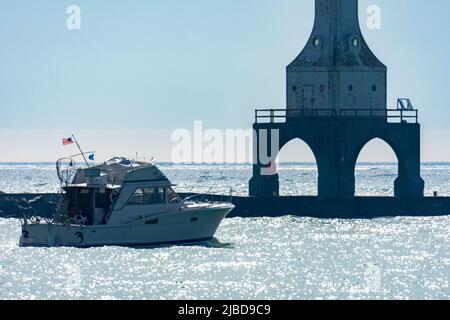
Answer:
[1, 161, 450, 165]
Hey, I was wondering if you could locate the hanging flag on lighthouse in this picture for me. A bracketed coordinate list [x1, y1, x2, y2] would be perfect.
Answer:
[62, 137, 74, 146]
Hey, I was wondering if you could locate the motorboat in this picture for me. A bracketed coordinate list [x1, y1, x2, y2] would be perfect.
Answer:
[19, 157, 234, 247]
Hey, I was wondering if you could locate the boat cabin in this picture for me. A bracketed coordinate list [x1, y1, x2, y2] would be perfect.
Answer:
[64, 158, 183, 226]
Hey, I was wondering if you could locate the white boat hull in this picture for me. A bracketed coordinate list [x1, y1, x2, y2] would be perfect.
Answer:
[20, 206, 232, 248]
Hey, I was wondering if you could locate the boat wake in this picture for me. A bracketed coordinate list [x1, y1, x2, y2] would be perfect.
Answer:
[200, 237, 235, 249]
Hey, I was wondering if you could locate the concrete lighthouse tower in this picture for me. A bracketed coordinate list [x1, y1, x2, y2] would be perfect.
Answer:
[287, 0, 386, 113]
[249, 0, 425, 198]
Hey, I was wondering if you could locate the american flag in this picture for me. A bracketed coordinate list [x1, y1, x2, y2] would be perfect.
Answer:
[62, 137, 74, 146]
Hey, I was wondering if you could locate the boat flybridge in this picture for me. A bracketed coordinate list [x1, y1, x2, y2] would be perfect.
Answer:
[19, 157, 234, 247]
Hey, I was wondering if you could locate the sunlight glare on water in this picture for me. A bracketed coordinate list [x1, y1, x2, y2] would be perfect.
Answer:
[0, 216, 449, 299]
[0, 163, 450, 299]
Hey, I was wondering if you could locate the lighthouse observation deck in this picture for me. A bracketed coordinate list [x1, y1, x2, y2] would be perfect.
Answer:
[254, 108, 418, 124]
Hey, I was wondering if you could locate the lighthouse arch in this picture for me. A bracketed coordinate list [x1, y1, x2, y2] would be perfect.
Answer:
[349, 137, 401, 197]
[274, 137, 319, 196]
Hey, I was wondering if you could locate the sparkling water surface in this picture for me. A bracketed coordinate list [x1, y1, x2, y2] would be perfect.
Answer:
[0, 163, 450, 299]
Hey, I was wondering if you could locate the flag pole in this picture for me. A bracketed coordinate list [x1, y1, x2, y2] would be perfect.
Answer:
[71, 134, 90, 167]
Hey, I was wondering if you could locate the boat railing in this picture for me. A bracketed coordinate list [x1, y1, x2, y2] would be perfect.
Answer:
[21, 205, 53, 226]
[176, 185, 234, 204]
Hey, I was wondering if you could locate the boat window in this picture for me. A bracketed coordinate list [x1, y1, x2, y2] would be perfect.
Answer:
[78, 189, 90, 208]
[142, 188, 165, 205]
[127, 188, 145, 205]
[145, 219, 159, 225]
[127, 188, 166, 205]
[154, 188, 166, 204]
[142, 188, 155, 204]
[166, 188, 181, 204]
[95, 190, 107, 208]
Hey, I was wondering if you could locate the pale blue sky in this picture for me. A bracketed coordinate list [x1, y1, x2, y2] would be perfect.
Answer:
[0, 0, 449, 162]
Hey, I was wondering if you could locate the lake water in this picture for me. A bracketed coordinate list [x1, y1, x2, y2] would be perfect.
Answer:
[0, 163, 449, 299]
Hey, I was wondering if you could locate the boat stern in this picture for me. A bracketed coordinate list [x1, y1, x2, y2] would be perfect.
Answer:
[19, 223, 68, 247]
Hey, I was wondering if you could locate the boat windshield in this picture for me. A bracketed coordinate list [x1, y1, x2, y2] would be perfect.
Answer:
[167, 187, 181, 204]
